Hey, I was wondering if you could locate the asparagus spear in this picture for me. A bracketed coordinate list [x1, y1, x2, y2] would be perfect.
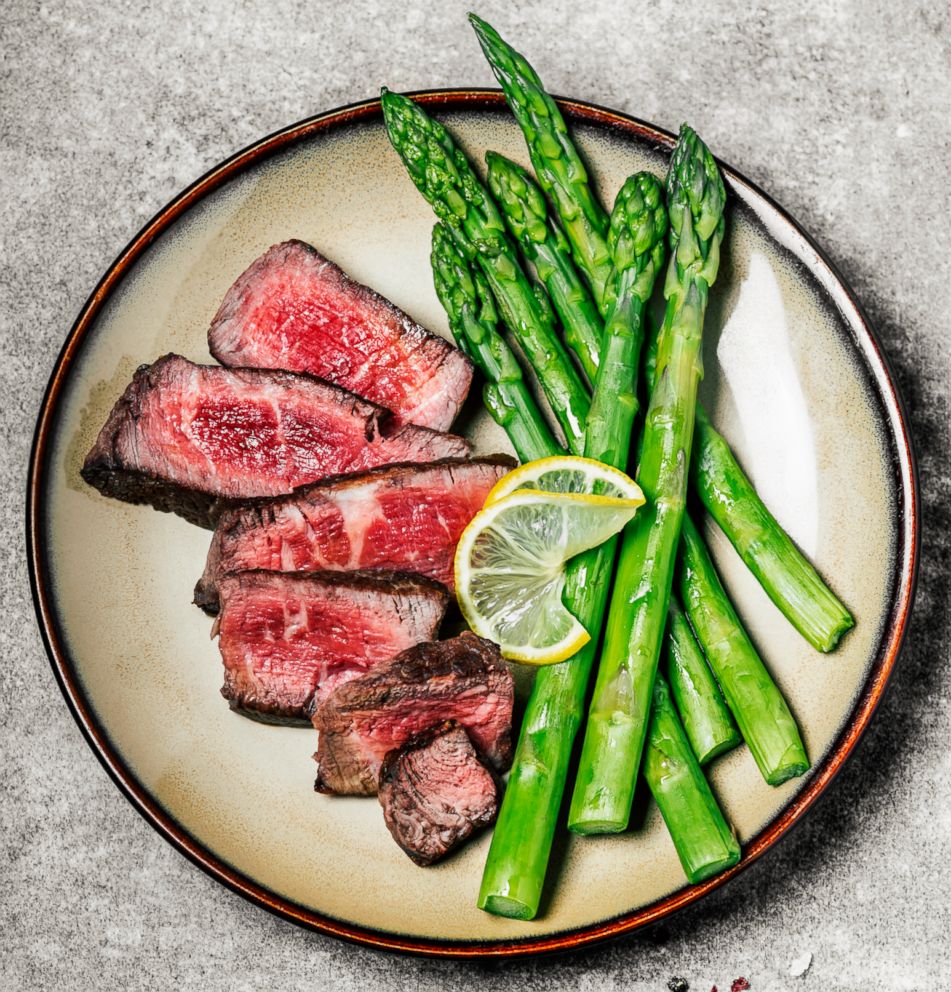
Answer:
[470, 15, 615, 315]
[691, 408, 854, 651]
[474, 21, 853, 654]
[486, 152, 604, 383]
[381, 88, 589, 454]
[644, 310, 809, 784]
[665, 598, 740, 764]
[477, 169, 668, 920]
[644, 673, 741, 882]
[678, 514, 809, 785]
[569, 125, 725, 834]
[431, 223, 561, 461]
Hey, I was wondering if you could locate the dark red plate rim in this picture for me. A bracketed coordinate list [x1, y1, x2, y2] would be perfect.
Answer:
[26, 90, 919, 958]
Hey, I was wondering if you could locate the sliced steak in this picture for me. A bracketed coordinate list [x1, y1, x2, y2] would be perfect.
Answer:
[215, 570, 449, 723]
[81, 354, 470, 527]
[379, 721, 501, 866]
[313, 632, 514, 796]
[208, 240, 473, 431]
[194, 456, 512, 612]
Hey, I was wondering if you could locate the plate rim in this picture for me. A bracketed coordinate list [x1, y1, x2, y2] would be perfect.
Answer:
[26, 88, 920, 958]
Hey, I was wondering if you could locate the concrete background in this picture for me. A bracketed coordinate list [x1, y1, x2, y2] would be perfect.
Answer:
[1, 0, 948, 988]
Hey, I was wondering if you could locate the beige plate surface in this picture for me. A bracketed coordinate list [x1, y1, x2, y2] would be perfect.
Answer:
[29, 94, 917, 955]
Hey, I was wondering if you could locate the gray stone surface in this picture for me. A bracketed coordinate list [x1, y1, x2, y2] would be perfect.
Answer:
[1, 0, 948, 988]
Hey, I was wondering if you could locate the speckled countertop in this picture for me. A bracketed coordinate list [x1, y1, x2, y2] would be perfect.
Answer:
[2, 1, 948, 989]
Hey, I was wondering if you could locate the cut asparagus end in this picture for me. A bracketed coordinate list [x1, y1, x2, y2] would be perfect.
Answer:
[684, 846, 742, 884]
[697, 731, 743, 766]
[765, 753, 812, 787]
[478, 893, 536, 921]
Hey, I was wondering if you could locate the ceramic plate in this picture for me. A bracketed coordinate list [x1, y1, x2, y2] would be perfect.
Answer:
[28, 91, 918, 956]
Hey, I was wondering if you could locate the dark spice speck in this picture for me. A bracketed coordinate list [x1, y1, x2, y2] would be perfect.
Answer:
[667, 979, 689, 992]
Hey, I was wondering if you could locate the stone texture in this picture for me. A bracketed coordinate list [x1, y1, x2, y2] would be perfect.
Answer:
[1, 0, 948, 988]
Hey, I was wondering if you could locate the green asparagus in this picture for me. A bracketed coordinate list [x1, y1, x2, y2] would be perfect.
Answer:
[569, 125, 725, 834]
[644, 291, 811, 784]
[678, 514, 809, 785]
[381, 88, 589, 453]
[665, 598, 740, 764]
[486, 152, 604, 383]
[473, 20, 853, 654]
[644, 673, 741, 882]
[431, 222, 561, 461]
[692, 407, 854, 651]
[477, 168, 668, 920]
[470, 15, 615, 315]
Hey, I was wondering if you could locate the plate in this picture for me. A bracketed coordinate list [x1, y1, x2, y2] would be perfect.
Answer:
[27, 91, 918, 956]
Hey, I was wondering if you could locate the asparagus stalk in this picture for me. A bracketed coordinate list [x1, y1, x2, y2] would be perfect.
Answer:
[644, 673, 741, 882]
[643, 289, 810, 785]
[470, 15, 615, 315]
[381, 88, 589, 453]
[486, 152, 604, 383]
[678, 514, 809, 785]
[665, 598, 740, 764]
[477, 169, 668, 920]
[474, 20, 853, 654]
[431, 222, 561, 461]
[479, 550, 612, 919]
[569, 125, 725, 834]
[691, 408, 854, 651]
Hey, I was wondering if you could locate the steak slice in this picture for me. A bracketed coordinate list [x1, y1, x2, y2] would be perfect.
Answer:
[379, 721, 501, 866]
[194, 456, 513, 612]
[215, 570, 449, 723]
[313, 632, 514, 796]
[208, 240, 473, 431]
[81, 354, 470, 527]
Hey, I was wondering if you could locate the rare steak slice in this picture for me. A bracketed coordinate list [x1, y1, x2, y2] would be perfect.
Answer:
[313, 633, 514, 796]
[378, 721, 501, 866]
[81, 354, 470, 527]
[215, 570, 449, 723]
[208, 240, 473, 431]
[194, 456, 513, 612]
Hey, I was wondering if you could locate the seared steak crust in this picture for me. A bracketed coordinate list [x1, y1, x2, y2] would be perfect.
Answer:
[81, 354, 471, 528]
[379, 721, 501, 866]
[215, 569, 449, 723]
[194, 456, 513, 612]
[208, 240, 473, 431]
[313, 632, 514, 796]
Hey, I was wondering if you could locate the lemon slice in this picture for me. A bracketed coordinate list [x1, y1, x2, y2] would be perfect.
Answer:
[455, 488, 642, 664]
[485, 454, 644, 506]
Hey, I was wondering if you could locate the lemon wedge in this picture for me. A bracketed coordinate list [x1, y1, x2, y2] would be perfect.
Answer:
[454, 466, 644, 664]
